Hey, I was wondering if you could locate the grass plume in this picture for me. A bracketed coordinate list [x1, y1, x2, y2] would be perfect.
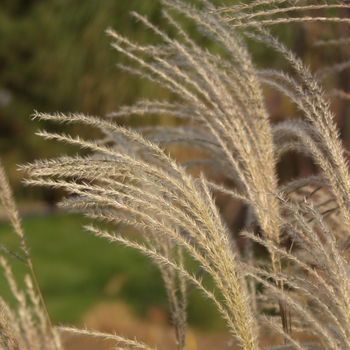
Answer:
[0, 162, 62, 350]
[2, 0, 350, 349]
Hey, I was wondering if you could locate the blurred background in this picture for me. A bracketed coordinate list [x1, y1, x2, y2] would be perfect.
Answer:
[0, 0, 171, 199]
[1, 0, 350, 348]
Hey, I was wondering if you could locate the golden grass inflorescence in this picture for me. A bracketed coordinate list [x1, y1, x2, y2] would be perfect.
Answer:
[2, 1, 350, 349]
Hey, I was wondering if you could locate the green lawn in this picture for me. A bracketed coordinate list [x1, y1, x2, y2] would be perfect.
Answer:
[0, 212, 166, 324]
[0, 211, 225, 331]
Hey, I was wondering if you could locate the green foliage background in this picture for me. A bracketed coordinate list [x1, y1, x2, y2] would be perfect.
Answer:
[1, 0, 168, 197]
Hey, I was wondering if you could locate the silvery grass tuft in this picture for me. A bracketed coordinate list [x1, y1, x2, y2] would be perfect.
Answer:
[0, 162, 63, 350]
[2, 0, 350, 349]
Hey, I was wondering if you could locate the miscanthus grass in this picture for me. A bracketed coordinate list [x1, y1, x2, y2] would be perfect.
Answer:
[2, 0, 350, 349]
[0, 162, 63, 350]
